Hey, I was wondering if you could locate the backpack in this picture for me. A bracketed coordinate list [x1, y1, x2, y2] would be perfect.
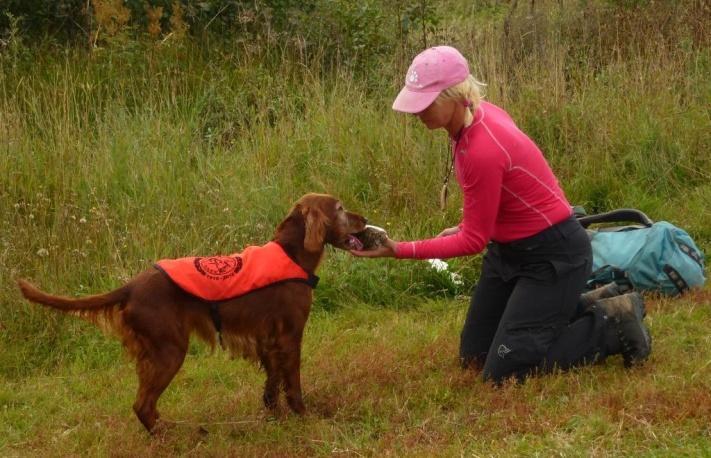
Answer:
[576, 209, 706, 295]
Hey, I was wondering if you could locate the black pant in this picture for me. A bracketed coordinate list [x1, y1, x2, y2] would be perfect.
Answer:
[459, 216, 610, 383]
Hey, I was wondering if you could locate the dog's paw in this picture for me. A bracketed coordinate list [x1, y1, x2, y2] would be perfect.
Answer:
[149, 419, 177, 438]
[263, 389, 280, 410]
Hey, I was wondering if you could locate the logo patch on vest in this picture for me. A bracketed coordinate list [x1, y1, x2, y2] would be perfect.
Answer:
[194, 256, 243, 280]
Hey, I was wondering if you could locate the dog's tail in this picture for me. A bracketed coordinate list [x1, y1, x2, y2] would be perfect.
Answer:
[17, 279, 130, 312]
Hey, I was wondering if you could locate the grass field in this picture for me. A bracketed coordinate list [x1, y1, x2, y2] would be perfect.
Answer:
[2, 290, 710, 456]
[1, 0, 709, 455]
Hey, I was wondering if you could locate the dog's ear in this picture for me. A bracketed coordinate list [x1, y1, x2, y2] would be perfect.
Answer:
[302, 206, 326, 252]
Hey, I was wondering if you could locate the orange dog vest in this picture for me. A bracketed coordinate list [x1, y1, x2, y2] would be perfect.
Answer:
[155, 242, 317, 301]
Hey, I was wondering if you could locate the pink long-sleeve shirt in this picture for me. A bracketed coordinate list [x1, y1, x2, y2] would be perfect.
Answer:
[395, 101, 573, 260]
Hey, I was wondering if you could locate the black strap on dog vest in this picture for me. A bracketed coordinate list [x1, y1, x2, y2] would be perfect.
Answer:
[207, 276, 318, 348]
[307, 273, 320, 288]
[210, 303, 224, 348]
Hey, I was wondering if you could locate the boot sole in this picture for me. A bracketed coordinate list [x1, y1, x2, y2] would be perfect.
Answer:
[629, 292, 647, 318]
[624, 292, 652, 367]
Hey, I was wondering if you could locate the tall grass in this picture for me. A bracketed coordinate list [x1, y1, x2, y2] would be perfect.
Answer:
[1, 0, 709, 377]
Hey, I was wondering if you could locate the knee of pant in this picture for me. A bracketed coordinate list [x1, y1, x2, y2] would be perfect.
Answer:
[459, 321, 499, 360]
[459, 352, 487, 370]
[481, 365, 510, 385]
[481, 362, 529, 385]
[482, 326, 559, 383]
[459, 329, 492, 359]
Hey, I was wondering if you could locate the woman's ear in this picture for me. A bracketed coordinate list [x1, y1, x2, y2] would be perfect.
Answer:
[303, 206, 326, 252]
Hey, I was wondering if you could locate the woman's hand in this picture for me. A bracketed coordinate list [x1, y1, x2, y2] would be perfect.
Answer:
[437, 226, 461, 238]
[349, 237, 397, 258]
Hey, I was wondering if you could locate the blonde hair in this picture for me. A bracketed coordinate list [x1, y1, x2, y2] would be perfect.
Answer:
[438, 75, 486, 110]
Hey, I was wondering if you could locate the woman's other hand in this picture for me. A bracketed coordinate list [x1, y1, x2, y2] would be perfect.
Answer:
[437, 226, 461, 238]
[349, 238, 397, 258]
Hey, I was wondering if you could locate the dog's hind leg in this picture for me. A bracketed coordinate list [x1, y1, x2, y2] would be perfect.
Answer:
[133, 343, 186, 433]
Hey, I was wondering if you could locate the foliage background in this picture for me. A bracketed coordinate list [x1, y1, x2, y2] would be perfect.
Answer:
[0, 0, 709, 454]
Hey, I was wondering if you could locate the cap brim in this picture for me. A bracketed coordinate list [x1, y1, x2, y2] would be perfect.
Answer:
[392, 86, 440, 113]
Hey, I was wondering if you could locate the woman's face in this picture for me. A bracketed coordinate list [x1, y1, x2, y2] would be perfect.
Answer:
[414, 97, 457, 130]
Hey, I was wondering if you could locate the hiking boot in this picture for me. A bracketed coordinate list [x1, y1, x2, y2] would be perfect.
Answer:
[579, 282, 633, 311]
[597, 292, 651, 367]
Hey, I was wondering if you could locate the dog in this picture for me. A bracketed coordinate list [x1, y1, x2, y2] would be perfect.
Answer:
[17, 193, 367, 433]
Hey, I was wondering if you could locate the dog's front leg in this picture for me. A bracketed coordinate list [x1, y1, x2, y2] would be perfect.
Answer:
[280, 342, 306, 415]
[258, 345, 281, 410]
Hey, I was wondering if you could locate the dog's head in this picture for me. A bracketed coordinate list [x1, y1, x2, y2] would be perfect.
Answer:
[277, 193, 367, 253]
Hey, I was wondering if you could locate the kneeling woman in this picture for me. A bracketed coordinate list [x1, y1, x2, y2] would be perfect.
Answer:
[352, 46, 650, 383]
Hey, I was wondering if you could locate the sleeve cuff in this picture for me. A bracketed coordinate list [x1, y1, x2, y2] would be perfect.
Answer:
[394, 242, 416, 259]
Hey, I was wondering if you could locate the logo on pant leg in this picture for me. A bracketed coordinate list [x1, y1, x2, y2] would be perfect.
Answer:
[497, 344, 512, 359]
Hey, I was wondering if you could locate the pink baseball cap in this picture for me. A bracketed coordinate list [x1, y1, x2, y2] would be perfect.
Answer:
[392, 46, 470, 114]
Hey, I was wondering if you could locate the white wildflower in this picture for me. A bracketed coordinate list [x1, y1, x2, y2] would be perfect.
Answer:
[427, 258, 449, 272]
[36, 248, 49, 257]
[428, 258, 464, 286]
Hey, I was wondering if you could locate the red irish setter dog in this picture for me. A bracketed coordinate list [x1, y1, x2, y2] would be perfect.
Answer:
[17, 194, 367, 433]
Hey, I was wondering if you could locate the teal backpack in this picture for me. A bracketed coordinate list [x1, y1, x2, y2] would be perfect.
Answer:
[576, 209, 706, 296]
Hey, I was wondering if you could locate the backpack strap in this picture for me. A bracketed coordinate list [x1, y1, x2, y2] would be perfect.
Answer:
[586, 265, 633, 291]
[577, 209, 654, 229]
[677, 242, 704, 268]
[663, 265, 689, 294]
